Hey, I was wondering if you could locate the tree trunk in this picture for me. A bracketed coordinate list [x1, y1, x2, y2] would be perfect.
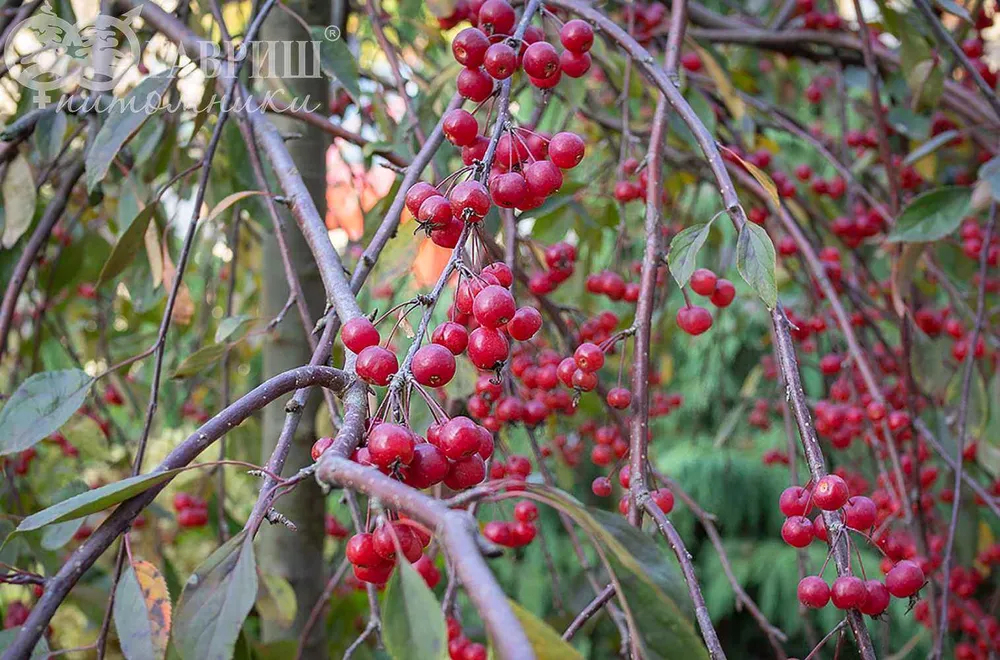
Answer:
[259, 3, 329, 656]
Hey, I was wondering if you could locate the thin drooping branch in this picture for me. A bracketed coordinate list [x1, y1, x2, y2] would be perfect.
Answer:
[848, 0, 899, 214]
[654, 470, 789, 656]
[804, 619, 848, 660]
[673, 143, 1000, 523]
[683, 25, 995, 132]
[257, 96, 409, 167]
[729, 165, 914, 522]
[242, 92, 463, 534]
[623, 2, 725, 656]
[933, 205, 997, 659]
[93, 8, 279, 652]
[296, 555, 352, 660]
[770, 307, 877, 660]
[912, 418, 1000, 519]
[3, 366, 351, 659]
[562, 583, 616, 640]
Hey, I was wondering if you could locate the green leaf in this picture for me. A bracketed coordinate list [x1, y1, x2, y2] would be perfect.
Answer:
[0, 369, 93, 456]
[507, 599, 583, 660]
[9, 469, 183, 537]
[886, 107, 930, 141]
[86, 70, 175, 192]
[1, 153, 36, 248]
[903, 130, 960, 166]
[98, 203, 158, 288]
[34, 109, 67, 163]
[667, 221, 715, 289]
[0, 628, 50, 658]
[114, 560, 172, 660]
[40, 482, 90, 550]
[522, 485, 707, 660]
[312, 27, 361, 100]
[382, 560, 448, 660]
[174, 532, 258, 660]
[256, 570, 297, 629]
[171, 343, 229, 379]
[905, 59, 943, 109]
[947, 368, 990, 439]
[979, 156, 1000, 203]
[887, 187, 971, 243]
[736, 222, 778, 309]
[41, 518, 87, 550]
[934, 0, 971, 21]
[215, 315, 254, 343]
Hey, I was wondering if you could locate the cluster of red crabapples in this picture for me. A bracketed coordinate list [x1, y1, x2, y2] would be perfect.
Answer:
[172, 491, 209, 528]
[344, 519, 440, 587]
[779, 474, 925, 615]
[482, 499, 539, 548]
[449, 2, 594, 99]
[675, 267, 736, 337]
[446, 616, 488, 660]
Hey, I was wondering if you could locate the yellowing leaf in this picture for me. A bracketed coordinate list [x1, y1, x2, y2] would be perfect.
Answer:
[256, 570, 296, 629]
[719, 145, 779, 208]
[145, 219, 163, 288]
[508, 600, 583, 660]
[113, 560, 172, 660]
[162, 241, 194, 326]
[204, 191, 268, 225]
[890, 243, 926, 318]
[753, 135, 780, 154]
[426, 0, 457, 18]
[976, 520, 994, 576]
[689, 41, 745, 121]
[658, 354, 674, 387]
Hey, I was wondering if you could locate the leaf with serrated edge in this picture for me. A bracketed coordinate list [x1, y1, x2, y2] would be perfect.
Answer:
[667, 221, 714, 289]
[174, 532, 257, 660]
[0, 369, 93, 456]
[887, 187, 971, 243]
[1, 153, 36, 248]
[86, 70, 174, 192]
[382, 560, 448, 660]
[736, 222, 778, 309]
[115, 560, 171, 660]
[508, 599, 583, 660]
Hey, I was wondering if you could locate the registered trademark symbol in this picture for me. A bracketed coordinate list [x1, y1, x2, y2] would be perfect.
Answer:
[324, 25, 341, 40]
